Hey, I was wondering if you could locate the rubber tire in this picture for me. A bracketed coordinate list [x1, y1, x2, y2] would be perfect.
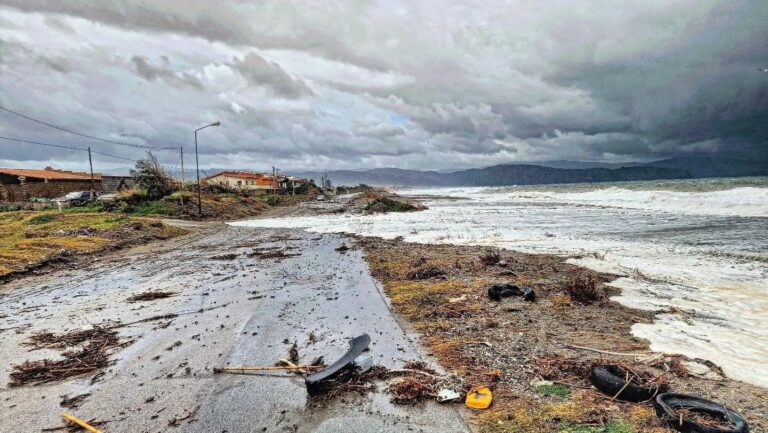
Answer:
[590, 365, 669, 402]
[487, 284, 536, 302]
[654, 393, 749, 433]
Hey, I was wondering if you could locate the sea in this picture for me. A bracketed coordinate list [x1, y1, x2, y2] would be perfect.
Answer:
[232, 177, 768, 388]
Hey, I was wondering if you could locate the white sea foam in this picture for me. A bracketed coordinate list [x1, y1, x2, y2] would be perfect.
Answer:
[232, 179, 768, 387]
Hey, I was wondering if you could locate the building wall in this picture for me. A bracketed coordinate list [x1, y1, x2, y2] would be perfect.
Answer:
[102, 176, 135, 192]
[206, 175, 275, 190]
[0, 180, 102, 202]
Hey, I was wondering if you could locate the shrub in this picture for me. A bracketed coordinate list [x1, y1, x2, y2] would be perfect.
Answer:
[565, 273, 604, 304]
[131, 152, 174, 200]
[479, 249, 501, 266]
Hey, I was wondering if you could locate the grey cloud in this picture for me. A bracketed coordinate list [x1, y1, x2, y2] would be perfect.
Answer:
[43, 16, 76, 34]
[130, 55, 203, 90]
[230, 53, 313, 99]
[0, 1, 766, 171]
[0, 1, 390, 71]
[37, 55, 72, 73]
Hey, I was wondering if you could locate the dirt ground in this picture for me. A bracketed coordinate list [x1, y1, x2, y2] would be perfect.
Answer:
[358, 237, 767, 433]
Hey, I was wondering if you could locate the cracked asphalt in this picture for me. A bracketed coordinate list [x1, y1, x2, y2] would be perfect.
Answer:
[0, 224, 470, 433]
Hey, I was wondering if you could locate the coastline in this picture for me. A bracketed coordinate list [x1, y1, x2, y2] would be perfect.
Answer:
[355, 235, 767, 432]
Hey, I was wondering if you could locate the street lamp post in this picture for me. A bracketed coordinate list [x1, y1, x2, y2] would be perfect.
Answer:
[194, 121, 221, 216]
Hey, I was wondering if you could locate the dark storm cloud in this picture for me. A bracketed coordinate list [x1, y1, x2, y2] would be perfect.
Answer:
[0, 1, 766, 171]
[230, 53, 313, 99]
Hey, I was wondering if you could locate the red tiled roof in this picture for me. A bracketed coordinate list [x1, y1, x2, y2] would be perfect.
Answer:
[203, 171, 266, 181]
[0, 168, 100, 181]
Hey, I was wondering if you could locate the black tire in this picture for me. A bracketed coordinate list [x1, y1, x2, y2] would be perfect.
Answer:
[654, 393, 749, 433]
[590, 365, 668, 402]
[487, 284, 536, 302]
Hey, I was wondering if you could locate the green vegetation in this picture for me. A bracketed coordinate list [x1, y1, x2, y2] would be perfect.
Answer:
[129, 201, 174, 216]
[0, 210, 183, 278]
[364, 197, 419, 213]
[537, 383, 571, 397]
[26, 214, 56, 225]
[558, 421, 636, 433]
[130, 152, 173, 200]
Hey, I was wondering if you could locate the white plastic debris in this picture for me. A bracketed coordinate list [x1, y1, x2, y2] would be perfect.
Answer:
[436, 389, 461, 403]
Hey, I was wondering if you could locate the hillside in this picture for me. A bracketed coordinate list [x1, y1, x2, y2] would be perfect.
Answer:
[292, 164, 691, 187]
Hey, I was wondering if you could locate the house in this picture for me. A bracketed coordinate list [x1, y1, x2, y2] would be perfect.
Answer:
[203, 171, 288, 191]
[0, 167, 102, 202]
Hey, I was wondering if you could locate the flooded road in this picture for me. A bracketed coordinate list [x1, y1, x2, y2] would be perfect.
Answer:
[0, 224, 468, 433]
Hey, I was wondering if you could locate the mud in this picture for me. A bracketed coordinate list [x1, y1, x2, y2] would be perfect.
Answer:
[0, 223, 469, 433]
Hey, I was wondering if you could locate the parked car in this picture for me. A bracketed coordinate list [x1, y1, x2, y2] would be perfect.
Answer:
[52, 191, 98, 207]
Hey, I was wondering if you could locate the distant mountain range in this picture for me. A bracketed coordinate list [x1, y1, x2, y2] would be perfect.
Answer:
[291, 164, 691, 187]
[109, 154, 766, 187]
[292, 155, 767, 186]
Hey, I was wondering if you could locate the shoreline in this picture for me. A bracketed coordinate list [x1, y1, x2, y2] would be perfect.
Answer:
[2, 189, 765, 431]
[354, 235, 767, 431]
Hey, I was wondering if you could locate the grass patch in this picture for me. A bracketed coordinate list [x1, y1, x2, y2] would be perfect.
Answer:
[26, 214, 56, 225]
[0, 210, 180, 277]
[538, 383, 570, 397]
[61, 203, 104, 214]
[129, 201, 173, 216]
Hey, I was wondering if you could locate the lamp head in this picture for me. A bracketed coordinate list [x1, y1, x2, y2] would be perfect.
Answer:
[211, 121, 221, 127]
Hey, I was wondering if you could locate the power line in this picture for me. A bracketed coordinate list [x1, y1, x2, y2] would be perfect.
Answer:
[0, 135, 135, 162]
[0, 105, 177, 150]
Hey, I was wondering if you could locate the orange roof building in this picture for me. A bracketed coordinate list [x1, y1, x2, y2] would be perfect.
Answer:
[203, 171, 292, 191]
[0, 167, 103, 201]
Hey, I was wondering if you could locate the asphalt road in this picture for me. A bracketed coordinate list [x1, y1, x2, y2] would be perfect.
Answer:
[0, 224, 470, 433]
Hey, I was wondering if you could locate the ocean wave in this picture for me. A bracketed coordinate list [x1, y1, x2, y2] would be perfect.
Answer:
[469, 186, 768, 217]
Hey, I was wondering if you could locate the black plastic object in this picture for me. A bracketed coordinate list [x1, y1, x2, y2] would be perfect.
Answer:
[305, 334, 371, 396]
[487, 283, 535, 302]
[590, 365, 669, 402]
[654, 393, 749, 433]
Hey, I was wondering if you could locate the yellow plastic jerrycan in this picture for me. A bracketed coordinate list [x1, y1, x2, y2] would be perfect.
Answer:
[465, 386, 492, 409]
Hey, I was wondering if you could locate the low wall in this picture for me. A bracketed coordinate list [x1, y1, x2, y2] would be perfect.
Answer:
[0, 181, 102, 201]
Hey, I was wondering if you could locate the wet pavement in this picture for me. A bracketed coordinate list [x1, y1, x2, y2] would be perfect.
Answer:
[0, 225, 470, 433]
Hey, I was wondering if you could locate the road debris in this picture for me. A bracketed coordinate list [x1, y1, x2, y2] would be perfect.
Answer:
[465, 386, 493, 409]
[487, 283, 535, 301]
[61, 413, 103, 433]
[60, 393, 91, 409]
[10, 326, 132, 387]
[126, 290, 177, 303]
[305, 334, 371, 396]
[247, 248, 300, 260]
[437, 389, 461, 403]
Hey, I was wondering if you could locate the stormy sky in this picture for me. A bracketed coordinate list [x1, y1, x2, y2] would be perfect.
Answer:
[0, 1, 766, 173]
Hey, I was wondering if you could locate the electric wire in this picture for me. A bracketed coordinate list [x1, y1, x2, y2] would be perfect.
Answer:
[0, 105, 177, 150]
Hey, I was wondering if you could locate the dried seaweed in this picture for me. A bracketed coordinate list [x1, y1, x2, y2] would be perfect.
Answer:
[126, 290, 177, 303]
[10, 326, 131, 387]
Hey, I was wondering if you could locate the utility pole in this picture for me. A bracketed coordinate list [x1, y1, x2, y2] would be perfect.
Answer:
[194, 121, 220, 217]
[272, 166, 277, 197]
[180, 146, 185, 189]
[179, 146, 185, 207]
[87, 147, 95, 192]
